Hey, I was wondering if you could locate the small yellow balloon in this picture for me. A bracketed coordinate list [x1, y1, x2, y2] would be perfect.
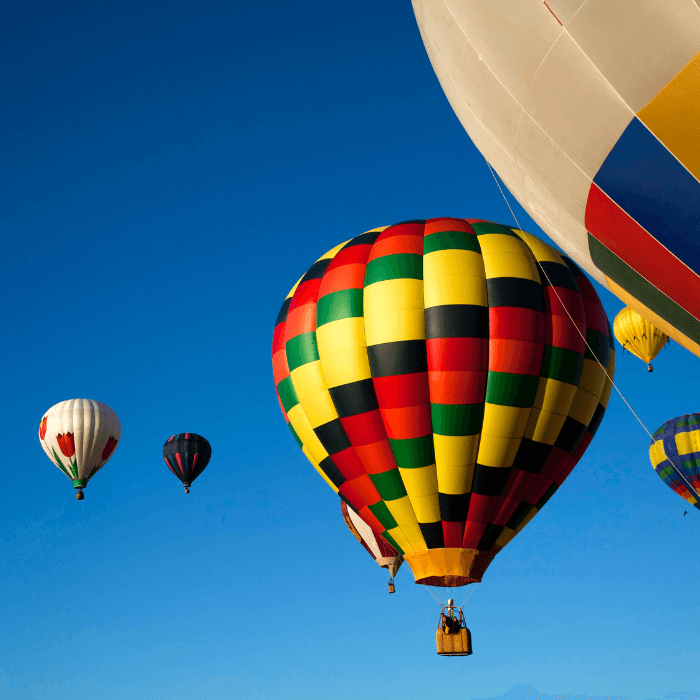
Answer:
[613, 306, 668, 372]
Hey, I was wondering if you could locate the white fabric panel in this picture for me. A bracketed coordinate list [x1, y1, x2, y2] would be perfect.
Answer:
[468, 0, 562, 104]
[568, 0, 700, 112]
[523, 32, 633, 179]
[443, 0, 477, 35]
[545, 0, 588, 26]
[455, 39, 523, 159]
[515, 113, 591, 224]
[467, 0, 550, 26]
[347, 507, 383, 561]
[417, 0, 469, 85]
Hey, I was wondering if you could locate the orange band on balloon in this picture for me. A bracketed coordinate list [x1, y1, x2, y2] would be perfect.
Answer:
[403, 548, 500, 587]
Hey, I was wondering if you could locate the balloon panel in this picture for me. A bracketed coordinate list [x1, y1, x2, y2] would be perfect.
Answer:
[650, 415, 700, 511]
[39, 398, 121, 488]
[412, 0, 700, 358]
[272, 218, 614, 586]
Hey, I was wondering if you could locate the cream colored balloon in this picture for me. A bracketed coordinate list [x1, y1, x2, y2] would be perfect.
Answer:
[412, 0, 700, 359]
[39, 399, 121, 500]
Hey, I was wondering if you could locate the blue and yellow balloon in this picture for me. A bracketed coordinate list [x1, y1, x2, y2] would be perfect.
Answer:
[649, 415, 700, 511]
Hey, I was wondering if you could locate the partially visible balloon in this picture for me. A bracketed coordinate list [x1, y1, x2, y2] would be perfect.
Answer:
[412, 0, 700, 359]
[613, 306, 668, 372]
[649, 414, 700, 511]
[162, 433, 211, 493]
[341, 498, 403, 579]
[273, 218, 614, 587]
[39, 399, 121, 500]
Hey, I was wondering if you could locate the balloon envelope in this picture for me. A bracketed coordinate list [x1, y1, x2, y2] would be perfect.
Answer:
[341, 499, 402, 578]
[613, 306, 668, 370]
[163, 433, 211, 492]
[412, 0, 700, 359]
[650, 414, 700, 511]
[39, 398, 121, 496]
[273, 218, 614, 586]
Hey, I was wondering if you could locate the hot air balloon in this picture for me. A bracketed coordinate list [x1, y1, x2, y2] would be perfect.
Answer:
[613, 306, 668, 372]
[341, 498, 403, 592]
[412, 0, 700, 360]
[39, 399, 121, 500]
[272, 219, 614, 612]
[649, 414, 700, 512]
[163, 433, 211, 493]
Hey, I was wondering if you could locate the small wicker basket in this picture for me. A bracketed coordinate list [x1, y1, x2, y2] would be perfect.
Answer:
[436, 627, 472, 656]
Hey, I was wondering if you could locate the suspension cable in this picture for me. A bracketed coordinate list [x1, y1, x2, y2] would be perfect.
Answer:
[426, 586, 445, 607]
[419, 586, 436, 631]
[462, 582, 478, 609]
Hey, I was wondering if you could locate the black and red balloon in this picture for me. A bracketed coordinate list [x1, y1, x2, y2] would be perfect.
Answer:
[163, 433, 212, 493]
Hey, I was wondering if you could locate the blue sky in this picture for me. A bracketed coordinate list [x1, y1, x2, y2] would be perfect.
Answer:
[1, 1, 698, 698]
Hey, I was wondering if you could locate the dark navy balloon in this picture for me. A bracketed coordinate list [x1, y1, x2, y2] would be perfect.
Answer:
[163, 433, 212, 493]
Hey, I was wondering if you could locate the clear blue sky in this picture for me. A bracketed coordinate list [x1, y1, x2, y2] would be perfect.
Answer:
[1, 2, 698, 698]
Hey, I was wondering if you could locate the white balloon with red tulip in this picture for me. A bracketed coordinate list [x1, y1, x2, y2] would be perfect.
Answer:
[39, 398, 121, 500]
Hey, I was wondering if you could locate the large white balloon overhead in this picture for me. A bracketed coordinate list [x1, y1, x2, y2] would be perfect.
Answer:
[412, 0, 700, 359]
[39, 399, 121, 500]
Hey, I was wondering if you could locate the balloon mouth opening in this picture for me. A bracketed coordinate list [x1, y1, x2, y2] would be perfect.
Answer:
[404, 548, 497, 587]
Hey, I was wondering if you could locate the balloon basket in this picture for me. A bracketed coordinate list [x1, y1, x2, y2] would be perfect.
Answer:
[436, 604, 472, 656]
[436, 628, 472, 657]
[388, 579, 395, 594]
[76, 490, 84, 501]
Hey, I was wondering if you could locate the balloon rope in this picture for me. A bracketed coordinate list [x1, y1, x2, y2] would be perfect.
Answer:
[485, 161, 654, 441]
[427, 586, 446, 607]
[419, 587, 436, 631]
[487, 164, 700, 510]
[462, 582, 477, 609]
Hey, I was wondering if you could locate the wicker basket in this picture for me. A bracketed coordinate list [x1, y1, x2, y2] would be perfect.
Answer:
[436, 627, 472, 656]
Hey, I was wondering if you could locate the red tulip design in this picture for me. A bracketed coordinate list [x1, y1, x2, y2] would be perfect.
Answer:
[56, 432, 75, 458]
[39, 417, 48, 440]
[102, 436, 118, 461]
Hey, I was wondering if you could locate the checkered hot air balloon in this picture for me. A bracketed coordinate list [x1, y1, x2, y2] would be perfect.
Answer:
[38, 399, 121, 500]
[272, 218, 614, 588]
[162, 433, 211, 493]
[649, 415, 700, 512]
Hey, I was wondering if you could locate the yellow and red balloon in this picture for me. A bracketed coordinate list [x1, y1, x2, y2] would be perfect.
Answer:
[272, 218, 613, 586]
